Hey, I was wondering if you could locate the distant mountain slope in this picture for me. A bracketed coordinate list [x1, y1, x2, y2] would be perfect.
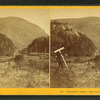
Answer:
[0, 17, 48, 50]
[52, 17, 100, 49]
[0, 33, 15, 56]
[27, 36, 49, 53]
[51, 22, 95, 56]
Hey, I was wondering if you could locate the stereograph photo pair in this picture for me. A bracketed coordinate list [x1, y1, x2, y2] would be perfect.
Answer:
[0, 6, 100, 95]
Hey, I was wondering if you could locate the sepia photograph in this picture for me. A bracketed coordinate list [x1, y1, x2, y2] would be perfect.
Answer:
[50, 9, 100, 88]
[0, 9, 49, 88]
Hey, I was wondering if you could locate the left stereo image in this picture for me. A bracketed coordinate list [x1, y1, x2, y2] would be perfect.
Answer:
[0, 9, 49, 88]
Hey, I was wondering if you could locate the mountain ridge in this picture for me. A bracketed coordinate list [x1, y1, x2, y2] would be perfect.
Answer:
[0, 16, 48, 51]
[51, 17, 100, 49]
[51, 21, 96, 56]
[0, 33, 15, 56]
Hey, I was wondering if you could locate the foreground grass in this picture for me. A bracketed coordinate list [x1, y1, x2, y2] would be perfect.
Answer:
[51, 56, 100, 88]
[0, 54, 49, 88]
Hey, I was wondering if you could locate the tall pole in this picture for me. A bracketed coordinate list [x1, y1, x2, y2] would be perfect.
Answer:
[59, 51, 68, 68]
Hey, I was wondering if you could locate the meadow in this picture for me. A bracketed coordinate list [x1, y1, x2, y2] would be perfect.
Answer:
[50, 56, 100, 88]
[0, 54, 49, 88]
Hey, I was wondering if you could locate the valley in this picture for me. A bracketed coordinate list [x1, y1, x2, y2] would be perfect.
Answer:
[0, 54, 49, 88]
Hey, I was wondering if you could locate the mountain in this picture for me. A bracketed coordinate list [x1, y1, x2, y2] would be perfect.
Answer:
[0, 17, 48, 50]
[0, 33, 15, 56]
[51, 17, 100, 49]
[27, 36, 49, 53]
[51, 21, 95, 56]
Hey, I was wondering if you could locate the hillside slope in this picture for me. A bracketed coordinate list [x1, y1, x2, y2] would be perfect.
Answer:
[0, 33, 15, 56]
[0, 17, 48, 50]
[51, 21, 95, 56]
[52, 17, 100, 49]
[27, 36, 49, 53]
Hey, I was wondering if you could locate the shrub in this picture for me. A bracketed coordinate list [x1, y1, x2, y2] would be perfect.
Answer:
[94, 55, 100, 62]
[14, 54, 24, 67]
[74, 58, 82, 63]
[14, 55, 24, 62]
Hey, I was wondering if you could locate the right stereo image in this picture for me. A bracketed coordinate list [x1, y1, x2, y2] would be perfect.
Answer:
[50, 9, 100, 88]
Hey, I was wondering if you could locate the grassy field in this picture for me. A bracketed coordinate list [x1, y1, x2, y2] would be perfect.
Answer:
[50, 56, 100, 88]
[0, 54, 49, 88]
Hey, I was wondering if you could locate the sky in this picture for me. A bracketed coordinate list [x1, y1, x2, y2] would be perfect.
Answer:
[1, 8, 100, 35]
[51, 9, 100, 19]
[0, 9, 49, 34]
